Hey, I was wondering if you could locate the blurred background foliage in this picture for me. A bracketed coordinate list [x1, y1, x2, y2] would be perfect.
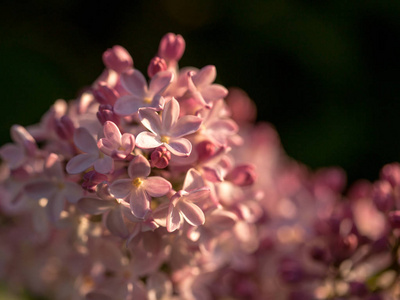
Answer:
[1, 0, 400, 188]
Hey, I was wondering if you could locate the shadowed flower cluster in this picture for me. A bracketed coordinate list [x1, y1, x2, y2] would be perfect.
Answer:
[0, 33, 399, 300]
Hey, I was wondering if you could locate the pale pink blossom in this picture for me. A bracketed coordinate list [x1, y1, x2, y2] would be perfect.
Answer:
[66, 127, 113, 174]
[97, 121, 135, 160]
[109, 155, 171, 219]
[136, 98, 202, 156]
[114, 69, 173, 116]
[102, 45, 133, 73]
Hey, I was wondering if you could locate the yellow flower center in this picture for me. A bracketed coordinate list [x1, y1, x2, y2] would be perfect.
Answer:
[132, 177, 143, 188]
[160, 135, 170, 144]
[143, 97, 152, 104]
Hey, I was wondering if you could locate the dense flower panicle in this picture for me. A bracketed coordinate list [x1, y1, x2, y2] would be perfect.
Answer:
[1, 33, 400, 300]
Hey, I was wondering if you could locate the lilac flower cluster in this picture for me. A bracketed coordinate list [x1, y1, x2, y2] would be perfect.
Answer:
[0, 33, 399, 300]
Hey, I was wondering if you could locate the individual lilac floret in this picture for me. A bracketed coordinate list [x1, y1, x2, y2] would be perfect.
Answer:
[92, 82, 120, 106]
[96, 104, 120, 126]
[136, 98, 203, 156]
[66, 127, 113, 174]
[109, 154, 171, 219]
[113, 69, 173, 116]
[97, 121, 135, 160]
[154, 168, 210, 232]
[102, 45, 133, 73]
[0, 124, 37, 170]
[158, 33, 185, 62]
[25, 153, 82, 222]
[54, 115, 75, 141]
[82, 170, 108, 192]
[148, 56, 167, 78]
[150, 146, 171, 169]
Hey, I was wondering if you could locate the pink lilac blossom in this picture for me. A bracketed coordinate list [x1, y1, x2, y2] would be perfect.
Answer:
[1, 33, 400, 300]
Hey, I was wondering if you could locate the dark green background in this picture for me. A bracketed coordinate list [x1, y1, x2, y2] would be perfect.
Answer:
[1, 0, 400, 186]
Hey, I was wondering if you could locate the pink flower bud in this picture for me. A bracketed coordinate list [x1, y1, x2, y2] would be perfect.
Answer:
[54, 115, 75, 140]
[380, 163, 400, 187]
[158, 33, 185, 62]
[226, 164, 256, 186]
[92, 82, 119, 105]
[150, 146, 171, 169]
[147, 56, 167, 78]
[102, 45, 133, 73]
[372, 180, 394, 212]
[82, 170, 108, 192]
[96, 104, 120, 126]
[388, 211, 400, 228]
[225, 87, 257, 124]
[349, 281, 368, 297]
[196, 140, 216, 162]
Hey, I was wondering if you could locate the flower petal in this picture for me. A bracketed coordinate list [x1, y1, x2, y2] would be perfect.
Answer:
[109, 178, 133, 199]
[128, 154, 151, 179]
[66, 153, 98, 174]
[192, 65, 216, 88]
[152, 202, 169, 227]
[44, 153, 64, 179]
[183, 168, 206, 192]
[74, 127, 98, 154]
[162, 98, 179, 133]
[149, 70, 173, 95]
[114, 95, 143, 116]
[136, 131, 162, 149]
[166, 203, 182, 232]
[0, 144, 25, 169]
[165, 138, 192, 157]
[130, 187, 151, 219]
[77, 197, 115, 214]
[184, 187, 211, 204]
[94, 156, 114, 174]
[201, 84, 228, 103]
[170, 115, 202, 138]
[46, 192, 65, 222]
[178, 200, 205, 226]
[139, 108, 162, 134]
[103, 121, 122, 145]
[64, 182, 83, 203]
[105, 206, 129, 238]
[120, 69, 147, 96]
[143, 176, 171, 197]
[25, 180, 56, 200]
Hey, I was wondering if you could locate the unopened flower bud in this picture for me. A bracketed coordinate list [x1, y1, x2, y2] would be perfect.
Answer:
[150, 146, 171, 169]
[93, 82, 119, 106]
[102, 45, 133, 73]
[158, 33, 185, 62]
[349, 281, 368, 297]
[97, 104, 120, 126]
[380, 163, 400, 187]
[147, 56, 167, 78]
[10, 125, 37, 156]
[388, 211, 400, 228]
[82, 171, 108, 192]
[196, 140, 216, 162]
[372, 180, 394, 212]
[279, 258, 304, 284]
[54, 115, 75, 141]
[226, 164, 257, 186]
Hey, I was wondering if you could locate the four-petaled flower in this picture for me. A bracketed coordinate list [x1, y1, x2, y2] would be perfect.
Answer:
[136, 98, 202, 156]
[109, 154, 171, 219]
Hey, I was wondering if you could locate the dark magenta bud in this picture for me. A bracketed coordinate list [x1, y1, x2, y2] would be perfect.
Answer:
[54, 115, 75, 141]
[150, 146, 171, 169]
[82, 171, 108, 192]
[93, 82, 119, 106]
[196, 140, 216, 162]
[388, 210, 400, 228]
[97, 104, 120, 126]
[158, 33, 185, 61]
[147, 56, 167, 78]
[349, 281, 368, 297]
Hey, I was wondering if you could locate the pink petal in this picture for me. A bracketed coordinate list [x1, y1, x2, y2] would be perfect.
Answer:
[109, 178, 133, 199]
[114, 95, 143, 116]
[143, 176, 171, 197]
[74, 127, 98, 154]
[44, 153, 64, 179]
[183, 168, 206, 191]
[121, 133, 136, 153]
[162, 98, 180, 133]
[202, 166, 223, 182]
[136, 131, 163, 149]
[166, 204, 182, 232]
[0, 144, 24, 169]
[128, 154, 151, 178]
[149, 70, 173, 95]
[202, 84, 228, 103]
[25, 180, 56, 199]
[149, 94, 165, 111]
[120, 69, 147, 96]
[184, 187, 210, 204]
[139, 108, 162, 134]
[103, 121, 122, 145]
[66, 153, 98, 174]
[170, 115, 202, 138]
[64, 182, 83, 203]
[106, 206, 129, 238]
[192, 65, 216, 88]
[177, 200, 205, 226]
[94, 156, 114, 174]
[152, 202, 169, 227]
[165, 138, 192, 156]
[77, 197, 115, 214]
[46, 192, 65, 222]
[207, 210, 237, 230]
[130, 187, 151, 219]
